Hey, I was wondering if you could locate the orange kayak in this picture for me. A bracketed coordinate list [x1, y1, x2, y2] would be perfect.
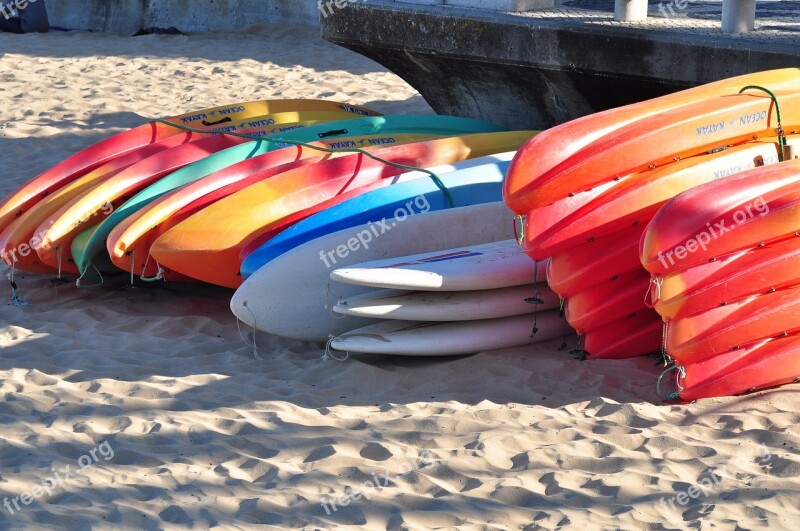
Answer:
[526, 140, 783, 258]
[504, 69, 800, 213]
[106, 151, 332, 280]
[151, 131, 534, 288]
[508, 90, 800, 211]
[666, 286, 800, 364]
[546, 228, 642, 298]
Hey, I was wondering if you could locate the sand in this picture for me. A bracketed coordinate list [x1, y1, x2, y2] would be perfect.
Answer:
[0, 24, 798, 530]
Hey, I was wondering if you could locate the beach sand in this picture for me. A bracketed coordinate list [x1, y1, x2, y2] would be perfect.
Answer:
[0, 24, 798, 529]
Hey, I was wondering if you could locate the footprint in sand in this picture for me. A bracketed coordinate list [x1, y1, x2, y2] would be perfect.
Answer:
[159, 506, 192, 525]
[460, 477, 482, 492]
[510, 452, 530, 470]
[304, 445, 336, 463]
[359, 442, 392, 462]
[24, 369, 58, 386]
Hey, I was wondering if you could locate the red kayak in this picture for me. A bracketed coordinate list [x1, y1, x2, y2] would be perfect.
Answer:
[654, 237, 800, 320]
[504, 69, 800, 213]
[672, 334, 800, 401]
[527, 141, 782, 258]
[582, 310, 663, 359]
[641, 159, 800, 276]
[666, 285, 800, 364]
[546, 228, 643, 298]
[565, 269, 653, 333]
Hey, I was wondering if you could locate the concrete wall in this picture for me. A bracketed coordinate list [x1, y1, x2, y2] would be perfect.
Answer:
[323, 1, 800, 130]
[46, 0, 320, 32]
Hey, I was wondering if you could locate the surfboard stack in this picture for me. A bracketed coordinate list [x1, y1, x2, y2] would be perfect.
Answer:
[322, 240, 573, 356]
[503, 68, 800, 360]
[640, 158, 800, 400]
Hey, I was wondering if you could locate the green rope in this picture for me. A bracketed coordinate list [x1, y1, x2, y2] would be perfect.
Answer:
[153, 118, 456, 208]
[739, 85, 786, 160]
[513, 215, 525, 245]
[656, 364, 685, 401]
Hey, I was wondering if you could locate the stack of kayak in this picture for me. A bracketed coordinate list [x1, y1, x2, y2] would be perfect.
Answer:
[8, 74, 800, 400]
[501, 67, 800, 398]
[504, 68, 800, 363]
[640, 159, 800, 400]
[0, 98, 537, 293]
[318, 240, 571, 357]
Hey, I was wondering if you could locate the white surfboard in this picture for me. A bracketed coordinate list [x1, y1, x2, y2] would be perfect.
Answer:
[329, 239, 545, 291]
[330, 310, 575, 356]
[332, 283, 560, 321]
[230, 202, 515, 342]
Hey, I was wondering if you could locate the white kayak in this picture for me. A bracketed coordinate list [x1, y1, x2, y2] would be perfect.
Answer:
[330, 310, 575, 356]
[230, 202, 516, 342]
[329, 239, 543, 291]
[332, 283, 560, 321]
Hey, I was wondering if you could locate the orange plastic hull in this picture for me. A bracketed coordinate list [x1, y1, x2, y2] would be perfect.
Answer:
[546, 228, 643, 298]
[107, 152, 332, 279]
[527, 141, 782, 258]
[504, 69, 800, 213]
[655, 237, 800, 320]
[151, 131, 534, 288]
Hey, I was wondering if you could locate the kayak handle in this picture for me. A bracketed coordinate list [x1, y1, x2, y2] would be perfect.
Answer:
[318, 128, 348, 138]
[201, 117, 232, 126]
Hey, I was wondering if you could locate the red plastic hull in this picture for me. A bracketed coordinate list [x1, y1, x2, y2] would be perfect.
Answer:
[677, 335, 800, 400]
[582, 310, 663, 359]
[504, 69, 800, 213]
[641, 159, 800, 276]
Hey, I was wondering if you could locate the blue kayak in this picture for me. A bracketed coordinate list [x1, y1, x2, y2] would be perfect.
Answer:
[239, 152, 515, 279]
